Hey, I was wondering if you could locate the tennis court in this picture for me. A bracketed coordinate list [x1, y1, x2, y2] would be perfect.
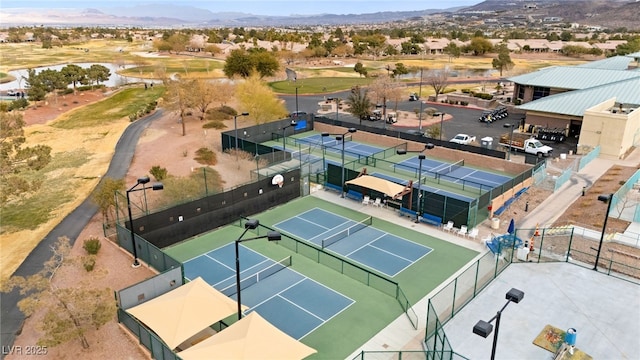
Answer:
[183, 243, 354, 340]
[274, 208, 433, 277]
[295, 133, 384, 158]
[395, 156, 511, 190]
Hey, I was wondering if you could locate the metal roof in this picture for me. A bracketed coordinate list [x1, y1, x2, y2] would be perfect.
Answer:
[517, 77, 640, 116]
[507, 66, 640, 90]
[575, 55, 635, 70]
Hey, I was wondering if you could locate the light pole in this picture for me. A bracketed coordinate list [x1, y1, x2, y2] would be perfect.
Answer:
[439, 112, 445, 141]
[322, 129, 357, 198]
[282, 120, 297, 152]
[235, 219, 281, 320]
[234, 112, 250, 152]
[339, 128, 356, 198]
[473, 288, 525, 360]
[397, 143, 434, 222]
[295, 86, 299, 115]
[594, 194, 613, 271]
[418, 68, 424, 131]
[503, 123, 515, 161]
[126, 176, 163, 268]
[335, 98, 340, 121]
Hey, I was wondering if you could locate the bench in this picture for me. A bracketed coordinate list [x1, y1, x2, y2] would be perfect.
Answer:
[345, 190, 363, 202]
[324, 182, 342, 193]
[399, 207, 417, 218]
[419, 213, 443, 227]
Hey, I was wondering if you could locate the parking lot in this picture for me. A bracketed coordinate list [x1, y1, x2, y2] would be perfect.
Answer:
[281, 92, 577, 157]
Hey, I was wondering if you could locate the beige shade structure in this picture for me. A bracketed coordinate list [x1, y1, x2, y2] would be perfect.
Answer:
[177, 312, 317, 360]
[345, 175, 406, 198]
[126, 277, 246, 350]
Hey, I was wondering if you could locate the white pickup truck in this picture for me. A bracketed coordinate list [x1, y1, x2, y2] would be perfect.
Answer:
[449, 134, 476, 145]
[499, 133, 553, 157]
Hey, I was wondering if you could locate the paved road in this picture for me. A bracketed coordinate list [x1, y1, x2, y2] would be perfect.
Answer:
[282, 92, 577, 155]
[0, 110, 164, 355]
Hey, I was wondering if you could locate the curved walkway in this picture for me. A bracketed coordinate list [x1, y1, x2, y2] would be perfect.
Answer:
[0, 110, 165, 353]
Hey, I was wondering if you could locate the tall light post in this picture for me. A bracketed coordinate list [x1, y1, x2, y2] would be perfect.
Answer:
[439, 112, 445, 141]
[234, 112, 250, 152]
[594, 194, 613, 271]
[473, 288, 525, 360]
[282, 120, 297, 152]
[418, 68, 424, 131]
[338, 128, 357, 198]
[322, 128, 357, 198]
[335, 98, 340, 121]
[235, 219, 281, 320]
[295, 86, 299, 115]
[126, 176, 163, 268]
[397, 143, 434, 222]
[503, 123, 515, 161]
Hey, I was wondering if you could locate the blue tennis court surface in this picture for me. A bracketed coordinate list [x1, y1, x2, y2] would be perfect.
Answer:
[274, 208, 433, 277]
[395, 156, 511, 189]
[372, 172, 475, 202]
[295, 134, 384, 158]
[183, 243, 354, 339]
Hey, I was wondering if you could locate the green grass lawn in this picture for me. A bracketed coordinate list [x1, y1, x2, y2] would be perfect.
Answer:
[270, 77, 372, 95]
[52, 86, 165, 129]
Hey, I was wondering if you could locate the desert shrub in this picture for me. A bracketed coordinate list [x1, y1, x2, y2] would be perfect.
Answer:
[150, 165, 168, 181]
[59, 88, 74, 95]
[8, 98, 29, 111]
[203, 120, 226, 129]
[83, 236, 102, 255]
[83, 255, 96, 272]
[442, 88, 457, 94]
[217, 105, 237, 116]
[194, 147, 217, 165]
[461, 101, 469, 106]
[474, 92, 494, 100]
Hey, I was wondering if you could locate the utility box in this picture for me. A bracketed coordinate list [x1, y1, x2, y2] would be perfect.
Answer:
[481, 137, 494, 149]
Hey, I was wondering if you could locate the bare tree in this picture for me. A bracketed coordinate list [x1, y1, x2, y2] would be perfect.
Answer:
[426, 68, 450, 99]
[2, 237, 115, 349]
[163, 79, 192, 136]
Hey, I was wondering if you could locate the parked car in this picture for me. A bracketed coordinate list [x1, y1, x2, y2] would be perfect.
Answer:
[449, 134, 476, 145]
[409, 93, 419, 101]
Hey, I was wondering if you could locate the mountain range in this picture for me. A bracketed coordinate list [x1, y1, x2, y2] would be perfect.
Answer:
[0, 0, 638, 28]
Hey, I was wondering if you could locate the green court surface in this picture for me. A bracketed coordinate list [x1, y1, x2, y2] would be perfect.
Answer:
[164, 196, 478, 359]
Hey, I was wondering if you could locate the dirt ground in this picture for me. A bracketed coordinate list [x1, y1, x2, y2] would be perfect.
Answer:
[6, 92, 257, 360]
[7, 81, 636, 359]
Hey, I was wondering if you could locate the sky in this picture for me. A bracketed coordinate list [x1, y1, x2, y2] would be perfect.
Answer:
[1, 0, 481, 16]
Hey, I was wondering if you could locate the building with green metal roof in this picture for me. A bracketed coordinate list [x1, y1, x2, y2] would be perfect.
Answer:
[507, 52, 640, 159]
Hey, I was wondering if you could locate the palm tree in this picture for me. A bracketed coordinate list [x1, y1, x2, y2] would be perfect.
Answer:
[345, 86, 373, 125]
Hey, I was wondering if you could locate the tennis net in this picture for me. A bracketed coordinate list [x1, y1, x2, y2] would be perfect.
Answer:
[436, 159, 464, 176]
[321, 216, 373, 249]
[220, 256, 292, 297]
[295, 135, 352, 148]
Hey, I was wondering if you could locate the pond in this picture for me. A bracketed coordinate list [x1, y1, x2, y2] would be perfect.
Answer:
[0, 62, 158, 91]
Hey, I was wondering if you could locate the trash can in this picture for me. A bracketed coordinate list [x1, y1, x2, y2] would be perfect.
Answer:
[481, 137, 493, 149]
[565, 328, 577, 346]
[491, 218, 500, 230]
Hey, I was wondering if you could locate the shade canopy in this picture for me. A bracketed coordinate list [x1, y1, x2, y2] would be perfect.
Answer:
[126, 277, 246, 350]
[177, 312, 317, 360]
[345, 175, 405, 198]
